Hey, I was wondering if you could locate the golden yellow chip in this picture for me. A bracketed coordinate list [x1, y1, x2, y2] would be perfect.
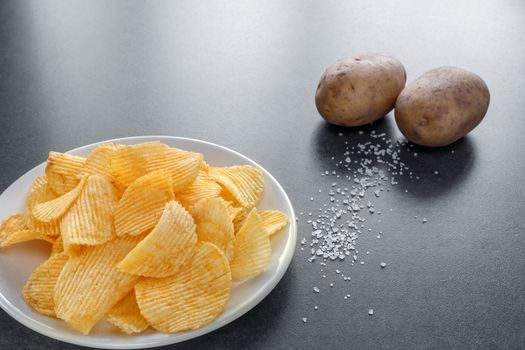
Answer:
[32, 176, 87, 223]
[24, 177, 62, 237]
[260, 210, 288, 237]
[201, 161, 210, 172]
[0, 214, 28, 233]
[80, 143, 124, 180]
[208, 165, 264, 209]
[54, 235, 143, 335]
[22, 253, 68, 317]
[45, 152, 86, 195]
[176, 171, 221, 207]
[190, 198, 234, 260]
[0, 230, 54, 248]
[195, 222, 235, 261]
[114, 170, 174, 236]
[107, 291, 149, 334]
[51, 236, 64, 255]
[118, 200, 197, 277]
[135, 242, 231, 333]
[225, 204, 243, 222]
[110, 142, 203, 192]
[230, 208, 271, 281]
[60, 175, 118, 253]
[28, 216, 61, 238]
[26, 176, 57, 212]
[232, 208, 248, 233]
[0, 214, 52, 247]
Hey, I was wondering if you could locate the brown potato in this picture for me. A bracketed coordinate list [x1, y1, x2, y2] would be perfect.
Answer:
[315, 54, 406, 127]
[395, 66, 490, 147]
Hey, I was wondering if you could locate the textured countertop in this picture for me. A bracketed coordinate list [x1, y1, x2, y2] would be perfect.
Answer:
[0, 0, 524, 349]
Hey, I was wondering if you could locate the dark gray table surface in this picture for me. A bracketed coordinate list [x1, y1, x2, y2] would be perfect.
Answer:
[1, 0, 524, 349]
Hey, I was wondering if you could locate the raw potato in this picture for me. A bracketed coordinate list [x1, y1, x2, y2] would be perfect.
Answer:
[315, 53, 406, 127]
[395, 66, 490, 147]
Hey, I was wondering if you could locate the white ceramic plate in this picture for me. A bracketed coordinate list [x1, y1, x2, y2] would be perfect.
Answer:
[0, 136, 296, 349]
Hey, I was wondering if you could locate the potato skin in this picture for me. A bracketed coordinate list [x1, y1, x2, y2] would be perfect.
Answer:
[395, 66, 490, 147]
[315, 54, 406, 127]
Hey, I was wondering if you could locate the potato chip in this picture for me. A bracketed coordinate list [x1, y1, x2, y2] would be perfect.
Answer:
[32, 176, 87, 223]
[190, 198, 234, 260]
[114, 170, 174, 236]
[0, 214, 28, 233]
[135, 242, 231, 333]
[0, 214, 52, 247]
[24, 177, 62, 237]
[232, 208, 248, 233]
[176, 171, 221, 207]
[80, 143, 123, 180]
[26, 176, 57, 212]
[260, 210, 288, 237]
[110, 142, 203, 192]
[225, 203, 243, 223]
[28, 216, 61, 238]
[230, 208, 271, 281]
[61, 175, 118, 253]
[118, 200, 197, 277]
[22, 253, 68, 317]
[107, 291, 149, 334]
[201, 161, 210, 172]
[209, 165, 264, 209]
[51, 236, 64, 255]
[54, 235, 143, 334]
[45, 152, 86, 195]
[0, 229, 54, 248]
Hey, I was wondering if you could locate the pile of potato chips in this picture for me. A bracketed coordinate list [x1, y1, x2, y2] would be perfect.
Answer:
[0, 142, 288, 335]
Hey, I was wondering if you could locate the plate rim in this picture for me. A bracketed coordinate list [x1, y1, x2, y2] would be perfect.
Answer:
[0, 135, 297, 349]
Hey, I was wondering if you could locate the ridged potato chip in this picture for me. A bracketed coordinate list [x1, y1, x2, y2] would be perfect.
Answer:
[110, 142, 203, 192]
[200, 161, 210, 173]
[0, 214, 52, 247]
[118, 200, 197, 277]
[32, 176, 87, 223]
[25, 177, 62, 237]
[208, 165, 264, 209]
[80, 143, 123, 180]
[61, 175, 118, 253]
[51, 236, 64, 255]
[107, 291, 149, 334]
[0, 214, 28, 233]
[230, 208, 271, 281]
[22, 253, 68, 317]
[232, 208, 248, 233]
[26, 176, 57, 212]
[135, 242, 232, 333]
[0, 229, 54, 248]
[28, 216, 61, 238]
[260, 210, 288, 237]
[176, 171, 221, 207]
[54, 235, 143, 335]
[46, 152, 86, 195]
[114, 170, 174, 236]
[190, 198, 234, 260]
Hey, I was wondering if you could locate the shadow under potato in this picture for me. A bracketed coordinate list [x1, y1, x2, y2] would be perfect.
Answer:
[394, 136, 476, 199]
[311, 115, 398, 172]
[311, 116, 476, 200]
